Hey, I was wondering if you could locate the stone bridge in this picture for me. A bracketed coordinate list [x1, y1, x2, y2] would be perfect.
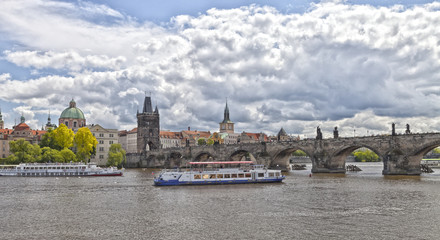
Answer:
[126, 133, 440, 175]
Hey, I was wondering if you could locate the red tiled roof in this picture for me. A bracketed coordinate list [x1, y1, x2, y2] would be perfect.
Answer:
[13, 123, 31, 131]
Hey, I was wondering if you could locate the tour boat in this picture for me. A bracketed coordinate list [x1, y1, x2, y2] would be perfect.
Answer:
[153, 161, 285, 186]
[0, 162, 123, 177]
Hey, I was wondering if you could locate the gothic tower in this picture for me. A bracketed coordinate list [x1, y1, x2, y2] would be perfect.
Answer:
[137, 96, 160, 153]
[219, 100, 234, 133]
[0, 108, 4, 129]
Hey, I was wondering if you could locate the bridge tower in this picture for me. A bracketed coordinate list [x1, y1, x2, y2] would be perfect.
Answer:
[137, 96, 160, 153]
[219, 100, 234, 133]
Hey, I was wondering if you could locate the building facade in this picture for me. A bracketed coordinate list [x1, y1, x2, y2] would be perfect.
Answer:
[137, 96, 160, 153]
[59, 99, 86, 132]
[88, 124, 118, 166]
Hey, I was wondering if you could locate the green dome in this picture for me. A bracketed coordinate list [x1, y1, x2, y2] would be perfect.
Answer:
[60, 99, 85, 119]
[60, 108, 85, 119]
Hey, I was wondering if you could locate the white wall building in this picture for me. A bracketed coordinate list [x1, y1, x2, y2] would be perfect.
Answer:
[88, 124, 118, 166]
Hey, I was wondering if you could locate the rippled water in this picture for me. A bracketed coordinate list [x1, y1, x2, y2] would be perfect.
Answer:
[1, 162, 440, 240]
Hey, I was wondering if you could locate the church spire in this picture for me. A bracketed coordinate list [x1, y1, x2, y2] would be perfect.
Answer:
[221, 99, 231, 123]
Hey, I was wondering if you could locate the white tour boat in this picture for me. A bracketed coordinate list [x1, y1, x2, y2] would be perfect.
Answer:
[154, 161, 285, 186]
[0, 162, 123, 177]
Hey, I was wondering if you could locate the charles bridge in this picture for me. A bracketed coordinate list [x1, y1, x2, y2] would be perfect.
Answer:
[126, 132, 440, 175]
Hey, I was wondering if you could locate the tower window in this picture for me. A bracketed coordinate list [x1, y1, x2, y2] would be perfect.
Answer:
[74, 122, 77, 128]
[65, 121, 68, 126]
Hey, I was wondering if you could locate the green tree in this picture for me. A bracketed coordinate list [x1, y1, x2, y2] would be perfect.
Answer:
[433, 148, 440, 154]
[207, 139, 214, 145]
[40, 129, 60, 150]
[353, 149, 379, 162]
[73, 127, 98, 162]
[9, 139, 41, 163]
[107, 143, 126, 167]
[292, 150, 307, 157]
[53, 124, 74, 149]
[40, 147, 64, 163]
[60, 148, 77, 162]
[197, 138, 207, 146]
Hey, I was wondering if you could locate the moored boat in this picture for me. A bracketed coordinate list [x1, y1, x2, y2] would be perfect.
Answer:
[0, 162, 123, 177]
[154, 161, 285, 186]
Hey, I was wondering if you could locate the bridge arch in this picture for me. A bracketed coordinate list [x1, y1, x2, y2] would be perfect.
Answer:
[164, 152, 183, 168]
[332, 144, 383, 169]
[270, 147, 312, 170]
[227, 150, 257, 163]
[194, 152, 216, 162]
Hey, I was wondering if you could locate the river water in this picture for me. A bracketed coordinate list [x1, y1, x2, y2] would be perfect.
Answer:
[1, 162, 440, 240]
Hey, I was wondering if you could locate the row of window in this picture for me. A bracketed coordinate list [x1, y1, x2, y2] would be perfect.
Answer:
[193, 172, 280, 179]
[93, 133, 115, 138]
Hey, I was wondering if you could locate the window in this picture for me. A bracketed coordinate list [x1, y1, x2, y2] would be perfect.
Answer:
[65, 121, 68, 126]
[109, 134, 114, 137]
[99, 133, 104, 137]
[99, 147, 104, 152]
[216, 174, 223, 178]
[109, 141, 113, 144]
[224, 174, 231, 178]
[99, 155, 104, 159]
[74, 122, 77, 128]
[258, 173, 264, 178]
[245, 173, 251, 178]
[99, 140, 104, 144]
[194, 175, 201, 179]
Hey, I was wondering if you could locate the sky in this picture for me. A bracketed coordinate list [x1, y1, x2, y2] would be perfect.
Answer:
[0, 0, 440, 138]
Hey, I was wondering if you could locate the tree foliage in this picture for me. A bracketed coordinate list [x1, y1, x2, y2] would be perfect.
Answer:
[60, 148, 77, 162]
[353, 149, 379, 162]
[432, 148, 440, 154]
[197, 138, 207, 146]
[41, 147, 64, 163]
[40, 129, 60, 150]
[291, 150, 307, 157]
[53, 124, 74, 149]
[8, 139, 41, 163]
[73, 127, 98, 162]
[107, 143, 126, 167]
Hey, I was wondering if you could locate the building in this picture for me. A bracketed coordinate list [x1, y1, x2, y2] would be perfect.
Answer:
[137, 96, 160, 153]
[0, 115, 46, 158]
[219, 100, 234, 133]
[277, 127, 289, 141]
[181, 128, 211, 146]
[119, 128, 138, 153]
[59, 99, 86, 132]
[88, 124, 118, 166]
[45, 112, 57, 130]
[239, 132, 268, 144]
[160, 130, 182, 148]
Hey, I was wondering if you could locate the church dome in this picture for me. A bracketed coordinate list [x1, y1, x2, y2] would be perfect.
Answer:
[60, 99, 85, 119]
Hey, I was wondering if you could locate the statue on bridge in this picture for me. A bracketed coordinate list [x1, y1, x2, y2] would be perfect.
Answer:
[405, 124, 411, 134]
[392, 123, 396, 136]
[333, 127, 339, 139]
[316, 126, 323, 140]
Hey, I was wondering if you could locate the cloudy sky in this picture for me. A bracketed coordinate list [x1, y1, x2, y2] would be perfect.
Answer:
[0, 0, 439, 138]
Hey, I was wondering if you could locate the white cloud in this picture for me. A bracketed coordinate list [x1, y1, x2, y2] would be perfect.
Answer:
[0, 1, 440, 136]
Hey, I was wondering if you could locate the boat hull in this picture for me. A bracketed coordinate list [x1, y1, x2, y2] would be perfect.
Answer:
[154, 178, 284, 186]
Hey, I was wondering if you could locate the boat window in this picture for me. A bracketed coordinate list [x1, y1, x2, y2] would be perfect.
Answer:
[224, 174, 231, 178]
[202, 174, 209, 179]
[231, 174, 238, 178]
[57, 167, 61, 169]
[217, 174, 223, 178]
[269, 173, 274, 177]
[209, 174, 216, 179]
[245, 173, 251, 178]
[194, 174, 201, 179]
[238, 174, 245, 178]
[258, 173, 264, 178]
[276, 173, 280, 177]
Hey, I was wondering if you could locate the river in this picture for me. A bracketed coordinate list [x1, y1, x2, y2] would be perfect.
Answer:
[1, 162, 440, 240]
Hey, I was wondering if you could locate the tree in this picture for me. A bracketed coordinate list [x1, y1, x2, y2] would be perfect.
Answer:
[353, 149, 379, 162]
[53, 124, 74, 149]
[433, 148, 440, 154]
[292, 150, 307, 157]
[107, 143, 126, 167]
[197, 138, 207, 146]
[60, 148, 77, 162]
[73, 127, 98, 162]
[40, 129, 60, 150]
[207, 139, 214, 145]
[40, 147, 64, 163]
[9, 139, 41, 163]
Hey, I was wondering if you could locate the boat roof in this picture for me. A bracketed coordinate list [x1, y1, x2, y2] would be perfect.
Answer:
[189, 161, 254, 165]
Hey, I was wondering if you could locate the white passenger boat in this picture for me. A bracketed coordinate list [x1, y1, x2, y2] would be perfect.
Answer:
[154, 161, 285, 186]
[421, 159, 440, 168]
[0, 162, 123, 177]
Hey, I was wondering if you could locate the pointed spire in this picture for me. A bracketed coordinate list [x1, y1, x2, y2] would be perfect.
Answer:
[48, 110, 51, 123]
[221, 98, 231, 123]
[0, 107, 3, 121]
[142, 96, 153, 113]
[154, 105, 159, 114]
